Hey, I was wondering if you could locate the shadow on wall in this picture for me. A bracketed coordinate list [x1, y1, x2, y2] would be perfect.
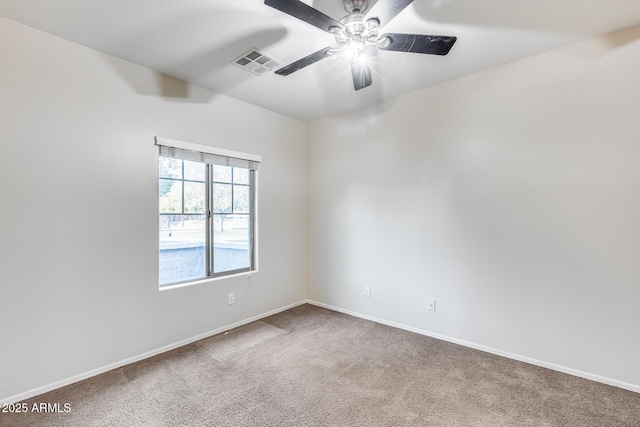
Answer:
[561, 24, 640, 61]
[99, 7, 287, 102]
[156, 73, 192, 99]
[101, 56, 211, 102]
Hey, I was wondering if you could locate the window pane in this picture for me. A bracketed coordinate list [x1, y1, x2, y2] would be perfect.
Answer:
[213, 183, 232, 213]
[233, 168, 249, 185]
[159, 157, 182, 179]
[159, 179, 182, 213]
[158, 154, 256, 285]
[184, 181, 205, 213]
[183, 160, 205, 182]
[159, 214, 206, 285]
[213, 165, 232, 183]
[233, 185, 249, 213]
[213, 214, 250, 273]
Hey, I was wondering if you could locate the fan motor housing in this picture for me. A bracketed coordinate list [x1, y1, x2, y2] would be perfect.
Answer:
[334, 12, 380, 47]
[341, 13, 366, 36]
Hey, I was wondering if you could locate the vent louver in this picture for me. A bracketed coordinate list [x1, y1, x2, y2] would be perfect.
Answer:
[232, 48, 281, 76]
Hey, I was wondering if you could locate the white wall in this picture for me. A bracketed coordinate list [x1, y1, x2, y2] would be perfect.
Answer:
[307, 26, 640, 390]
[2, 12, 639, 403]
[0, 17, 307, 402]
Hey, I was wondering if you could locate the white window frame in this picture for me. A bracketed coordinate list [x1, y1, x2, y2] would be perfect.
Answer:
[155, 137, 260, 287]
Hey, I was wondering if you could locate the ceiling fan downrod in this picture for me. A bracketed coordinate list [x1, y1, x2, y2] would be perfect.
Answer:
[343, 0, 369, 14]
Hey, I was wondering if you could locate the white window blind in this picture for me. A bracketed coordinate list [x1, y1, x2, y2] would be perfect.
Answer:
[154, 136, 261, 170]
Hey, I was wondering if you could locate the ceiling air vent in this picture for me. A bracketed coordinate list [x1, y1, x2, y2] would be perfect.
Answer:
[232, 48, 281, 76]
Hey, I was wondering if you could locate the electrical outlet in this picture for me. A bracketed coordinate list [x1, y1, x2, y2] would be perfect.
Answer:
[364, 286, 370, 298]
[427, 298, 436, 311]
[228, 292, 235, 305]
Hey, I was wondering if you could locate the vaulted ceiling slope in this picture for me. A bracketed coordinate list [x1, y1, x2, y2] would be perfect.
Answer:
[1, 0, 640, 121]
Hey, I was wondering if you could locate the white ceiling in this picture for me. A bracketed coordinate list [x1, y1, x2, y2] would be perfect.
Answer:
[1, 0, 640, 121]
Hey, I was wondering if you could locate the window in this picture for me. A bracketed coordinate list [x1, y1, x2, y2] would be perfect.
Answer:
[156, 137, 259, 287]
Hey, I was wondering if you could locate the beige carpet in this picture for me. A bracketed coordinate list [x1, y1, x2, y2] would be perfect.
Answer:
[2, 304, 639, 426]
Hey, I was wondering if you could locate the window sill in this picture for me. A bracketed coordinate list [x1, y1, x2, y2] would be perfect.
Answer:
[159, 270, 257, 291]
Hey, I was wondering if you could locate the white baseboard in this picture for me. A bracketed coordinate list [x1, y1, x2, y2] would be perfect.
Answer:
[306, 300, 640, 394]
[5, 298, 637, 405]
[0, 300, 307, 406]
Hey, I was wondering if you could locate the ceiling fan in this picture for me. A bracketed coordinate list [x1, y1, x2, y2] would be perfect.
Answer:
[264, 0, 457, 90]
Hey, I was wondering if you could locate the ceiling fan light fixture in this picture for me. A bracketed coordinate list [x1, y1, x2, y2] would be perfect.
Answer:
[355, 52, 369, 66]
[365, 17, 380, 30]
[366, 20, 379, 42]
[344, 45, 357, 59]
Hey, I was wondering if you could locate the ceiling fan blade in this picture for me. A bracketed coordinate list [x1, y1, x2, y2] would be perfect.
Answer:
[275, 46, 337, 76]
[350, 61, 372, 91]
[379, 33, 457, 55]
[264, 0, 344, 33]
[364, 0, 414, 29]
